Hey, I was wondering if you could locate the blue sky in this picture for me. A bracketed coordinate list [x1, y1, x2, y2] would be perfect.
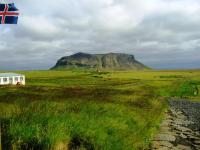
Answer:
[0, 0, 200, 70]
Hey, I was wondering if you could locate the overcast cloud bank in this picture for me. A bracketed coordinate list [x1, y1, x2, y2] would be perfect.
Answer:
[0, 0, 200, 70]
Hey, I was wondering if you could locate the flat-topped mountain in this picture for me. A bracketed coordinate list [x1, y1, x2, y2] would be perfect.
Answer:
[51, 52, 149, 70]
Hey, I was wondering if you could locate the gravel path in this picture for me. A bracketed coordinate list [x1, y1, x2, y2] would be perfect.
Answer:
[151, 99, 200, 150]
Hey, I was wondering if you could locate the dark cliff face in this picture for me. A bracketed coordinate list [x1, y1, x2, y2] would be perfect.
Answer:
[51, 52, 149, 70]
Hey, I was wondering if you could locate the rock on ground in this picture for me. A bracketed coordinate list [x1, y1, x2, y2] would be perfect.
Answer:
[150, 99, 200, 150]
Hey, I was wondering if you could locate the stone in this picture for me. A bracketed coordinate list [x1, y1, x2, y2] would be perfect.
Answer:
[156, 147, 170, 150]
[194, 139, 200, 144]
[161, 120, 172, 126]
[160, 127, 171, 133]
[150, 101, 200, 150]
[151, 141, 161, 148]
[194, 145, 200, 150]
[174, 120, 184, 125]
[176, 144, 192, 150]
[176, 115, 186, 120]
[154, 134, 176, 142]
[195, 131, 200, 136]
[181, 131, 192, 135]
[180, 133, 187, 139]
[188, 135, 200, 140]
[176, 126, 191, 132]
[171, 147, 181, 150]
[159, 141, 173, 148]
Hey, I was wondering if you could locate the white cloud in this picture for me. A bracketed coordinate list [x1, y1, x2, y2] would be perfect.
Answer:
[0, 0, 200, 70]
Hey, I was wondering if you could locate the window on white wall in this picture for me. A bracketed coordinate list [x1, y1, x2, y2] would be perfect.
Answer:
[3, 78, 7, 82]
[20, 77, 23, 82]
[15, 77, 18, 82]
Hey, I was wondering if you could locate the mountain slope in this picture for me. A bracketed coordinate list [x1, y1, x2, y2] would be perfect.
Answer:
[51, 52, 149, 70]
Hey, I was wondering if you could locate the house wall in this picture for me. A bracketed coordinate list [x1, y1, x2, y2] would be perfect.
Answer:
[13, 76, 25, 85]
[12, 76, 25, 85]
[0, 76, 25, 85]
[22, 76, 26, 85]
[0, 77, 9, 85]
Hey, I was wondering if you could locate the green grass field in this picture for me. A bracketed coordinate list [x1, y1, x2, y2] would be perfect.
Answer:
[0, 70, 200, 150]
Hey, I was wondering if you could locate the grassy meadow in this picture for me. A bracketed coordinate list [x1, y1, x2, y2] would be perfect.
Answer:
[0, 70, 200, 150]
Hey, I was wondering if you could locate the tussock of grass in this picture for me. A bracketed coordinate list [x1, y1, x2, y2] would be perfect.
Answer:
[164, 80, 199, 98]
[1, 93, 166, 149]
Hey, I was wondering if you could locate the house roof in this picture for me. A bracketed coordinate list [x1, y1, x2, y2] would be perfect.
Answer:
[0, 73, 24, 77]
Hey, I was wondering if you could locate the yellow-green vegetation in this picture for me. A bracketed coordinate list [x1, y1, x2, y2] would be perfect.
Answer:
[0, 70, 200, 150]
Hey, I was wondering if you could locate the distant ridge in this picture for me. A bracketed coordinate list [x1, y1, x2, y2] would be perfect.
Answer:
[51, 52, 149, 70]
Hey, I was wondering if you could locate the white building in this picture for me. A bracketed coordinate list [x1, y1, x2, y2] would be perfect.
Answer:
[0, 73, 25, 85]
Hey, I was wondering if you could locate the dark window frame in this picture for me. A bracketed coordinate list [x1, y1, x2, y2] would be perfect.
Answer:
[3, 78, 8, 82]
[15, 77, 19, 81]
[20, 77, 23, 81]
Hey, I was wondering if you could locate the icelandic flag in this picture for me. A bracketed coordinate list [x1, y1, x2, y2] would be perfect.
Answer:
[0, 3, 19, 24]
